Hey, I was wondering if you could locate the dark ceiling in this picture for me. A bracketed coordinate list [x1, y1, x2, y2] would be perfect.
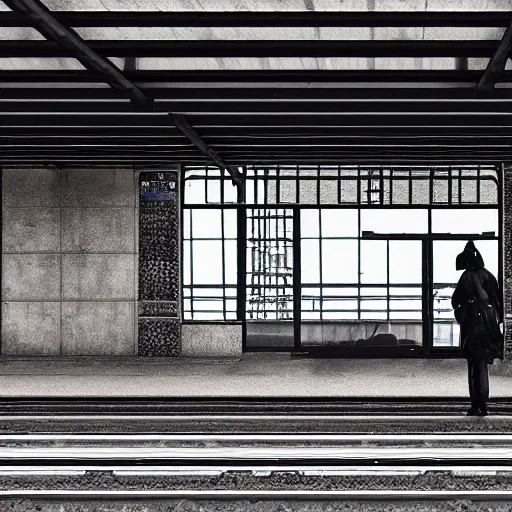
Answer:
[1, 1, 512, 168]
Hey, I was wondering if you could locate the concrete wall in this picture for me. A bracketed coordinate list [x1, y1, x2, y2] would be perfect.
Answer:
[1, 167, 137, 355]
[181, 323, 243, 358]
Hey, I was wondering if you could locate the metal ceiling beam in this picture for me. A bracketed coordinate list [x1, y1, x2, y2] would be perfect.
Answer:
[0, 11, 509, 27]
[1, 0, 243, 183]
[0, 40, 501, 58]
[1, 0, 151, 110]
[3, 70, 511, 86]
[172, 114, 243, 187]
[2, 127, 511, 138]
[2, 138, 510, 146]
[5, 99, 512, 114]
[476, 20, 512, 95]
[0, 157, 506, 164]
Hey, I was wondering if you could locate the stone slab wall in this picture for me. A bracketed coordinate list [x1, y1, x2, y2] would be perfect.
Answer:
[181, 323, 242, 358]
[1, 167, 137, 355]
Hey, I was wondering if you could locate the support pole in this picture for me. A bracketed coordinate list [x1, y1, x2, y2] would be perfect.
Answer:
[476, 21, 512, 96]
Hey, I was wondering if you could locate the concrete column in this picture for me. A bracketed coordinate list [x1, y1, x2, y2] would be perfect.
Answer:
[137, 168, 181, 356]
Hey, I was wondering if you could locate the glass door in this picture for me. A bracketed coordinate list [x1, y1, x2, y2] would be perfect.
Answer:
[299, 208, 425, 353]
[245, 208, 295, 349]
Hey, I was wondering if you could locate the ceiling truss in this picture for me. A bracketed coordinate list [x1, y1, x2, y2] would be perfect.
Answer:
[0, 3, 512, 166]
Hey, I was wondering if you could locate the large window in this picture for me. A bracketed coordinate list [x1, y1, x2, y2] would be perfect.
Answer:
[182, 164, 500, 352]
[300, 209, 425, 321]
[182, 208, 237, 320]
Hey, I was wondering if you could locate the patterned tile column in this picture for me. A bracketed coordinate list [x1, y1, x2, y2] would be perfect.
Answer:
[137, 169, 181, 356]
[503, 163, 512, 360]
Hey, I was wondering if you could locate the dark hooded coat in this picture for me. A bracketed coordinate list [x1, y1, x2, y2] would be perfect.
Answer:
[451, 242, 503, 363]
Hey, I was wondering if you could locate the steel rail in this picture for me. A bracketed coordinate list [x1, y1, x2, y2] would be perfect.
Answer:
[1, 433, 512, 443]
[1, 490, 512, 500]
[3, 464, 512, 474]
[2, 446, 512, 463]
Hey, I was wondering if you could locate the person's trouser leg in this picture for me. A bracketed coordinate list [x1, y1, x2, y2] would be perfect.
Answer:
[468, 358, 489, 409]
[467, 358, 478, 407]
[477, 359, 489, 408]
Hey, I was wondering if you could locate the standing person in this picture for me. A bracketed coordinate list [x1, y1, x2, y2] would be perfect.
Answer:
[452, 241, 503, 416]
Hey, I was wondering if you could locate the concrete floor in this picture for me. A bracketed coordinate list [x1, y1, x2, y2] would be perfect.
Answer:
[0, 354, 512, 397]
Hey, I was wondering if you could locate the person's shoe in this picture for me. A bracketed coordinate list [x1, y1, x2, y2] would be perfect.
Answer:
[475, 406, 488, 417]
[466, 406, 480, 416]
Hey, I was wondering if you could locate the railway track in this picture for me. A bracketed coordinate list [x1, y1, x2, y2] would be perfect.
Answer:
[0, 396, 511, 414]
[2, 398, 512, 508]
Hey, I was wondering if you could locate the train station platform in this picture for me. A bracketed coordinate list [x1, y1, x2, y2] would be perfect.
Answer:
[0, 354, 512, 398]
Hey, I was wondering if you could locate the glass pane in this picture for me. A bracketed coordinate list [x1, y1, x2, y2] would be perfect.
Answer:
[412, 178, 430, 205]
[360, 209, 428, 234]
[279, 169, 297, 203]
[431, 239, 494, 349]
[266, 180, 277, 204]
[461, 170, 478, 203]
[194, 312, 224, 320]
[323, 287, 358, 297]
[433, 241, 464, 285]
[321, 209, 358, 237]
[389, 241, 422, 284]
[246, 179, 255, 204]
[360, 240, 387, 284]
[183, 209, 191, 240]
[339, 178, 358, 203]
[391, 171, 410, 204]
[320, 180, 338, 204]
[300, 173, 317, 204]
[207, 179, 221, 203]
[323, 311, 358, 320]
[322, 298, 358, 312]
[390, 311, 422, 320]
[224, 180, 238, 203]
[361, 298, 387, 310]
[434, 239, 498, 285]
[192, 209, 222, 238]
[361, 312, 388, 320]
[474, 240, 499, 278]
[321, 240, 359, 284]
[224, 240, 238, 286]
[226, 299, 237, 313]
[223, 209, 238, 239]
[246, 208, 294, 324]
[452, 171, 460, 203]
[301, 239, 320, 283]
[480, 178, 498, 204]
[390, 299, 421, 311]
[192, 240, 223, 284]
[256, 179, 265, 204]
[433, 179, 448, 203]
[389, 287, 422, 321]
[431, 209, 498, 235]
[301, 209, 319, 238]
[185, 178, 206, 204]
[183, 241, 191, 285]
[193, 298, 223, 312]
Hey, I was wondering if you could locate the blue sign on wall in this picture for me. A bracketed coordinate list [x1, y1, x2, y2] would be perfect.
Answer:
[140, 172, 178, 205]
